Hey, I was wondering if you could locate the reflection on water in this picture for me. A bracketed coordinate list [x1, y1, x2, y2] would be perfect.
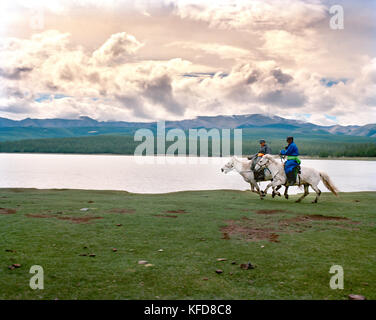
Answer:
[0, 153, 375, 194]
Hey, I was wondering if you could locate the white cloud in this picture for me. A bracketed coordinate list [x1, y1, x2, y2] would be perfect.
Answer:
[0, 1, 375, 125]
[174, 0, 327, 32]
[92, 32, 144, 65]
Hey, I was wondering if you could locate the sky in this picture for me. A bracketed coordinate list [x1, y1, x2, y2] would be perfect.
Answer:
[0, 0, 375, 126]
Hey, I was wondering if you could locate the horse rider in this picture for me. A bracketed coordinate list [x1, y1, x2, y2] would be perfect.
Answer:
[280, 136, 301, 185]
[248, 139, 272, 180]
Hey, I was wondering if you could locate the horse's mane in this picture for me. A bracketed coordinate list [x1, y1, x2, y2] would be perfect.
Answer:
[233, 156, 251, 163]
[264, 154, 279, 164]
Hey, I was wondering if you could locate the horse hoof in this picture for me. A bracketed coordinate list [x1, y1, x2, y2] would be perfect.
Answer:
[295, 200, 301, 203]
[277, 192, 281, 197]
[285, 195, 289, 200]
[272, 192, 275, 198]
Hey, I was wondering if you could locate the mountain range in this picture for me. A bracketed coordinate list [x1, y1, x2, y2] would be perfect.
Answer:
[0, 114, 375, 137]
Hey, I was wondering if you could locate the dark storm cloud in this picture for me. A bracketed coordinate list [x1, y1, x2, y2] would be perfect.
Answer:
[260, 89, 306, 107]
[245, 70, 259, 84]
[143, 75, 185, 116]
[0, 67, 33, 80]
[0, 103, 31, 114]
[115, 94, 151, 119]
[4, 87, 26, 99]
[271, 69, 293, 84]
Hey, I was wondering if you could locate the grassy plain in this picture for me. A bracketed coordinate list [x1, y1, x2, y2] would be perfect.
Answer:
[0, 188, 375, 299]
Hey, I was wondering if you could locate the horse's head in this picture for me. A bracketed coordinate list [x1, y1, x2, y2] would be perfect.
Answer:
[221, 157, 235, 174]
[254, 155, 271, 171]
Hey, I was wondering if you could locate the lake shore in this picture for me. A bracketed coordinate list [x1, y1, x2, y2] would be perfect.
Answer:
[1, 154, 375, 193]
[0, 151, 375, 161]
[1, 188, 375, 300]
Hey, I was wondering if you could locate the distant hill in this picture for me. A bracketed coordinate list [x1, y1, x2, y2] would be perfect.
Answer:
[0, 114, 375, 137]
[1, 114, 375, 157]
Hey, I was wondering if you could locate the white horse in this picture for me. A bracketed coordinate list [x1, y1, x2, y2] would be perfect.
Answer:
[254, 154, 339, 203]
[221, 156, 283, 199]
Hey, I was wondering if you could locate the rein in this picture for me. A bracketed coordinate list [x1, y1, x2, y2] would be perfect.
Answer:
[257, 161, 280, 180]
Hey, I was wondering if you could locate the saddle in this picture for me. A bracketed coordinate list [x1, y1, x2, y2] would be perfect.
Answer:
[249, 155, 270, 182]
[254, 169, 265, 182]
[287, 166, 301, 186]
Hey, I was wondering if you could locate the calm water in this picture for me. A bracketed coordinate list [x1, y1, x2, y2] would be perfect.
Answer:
[0, 153, 375, 194]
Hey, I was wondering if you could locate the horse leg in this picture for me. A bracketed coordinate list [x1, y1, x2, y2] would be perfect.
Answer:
[311, 185, 322, 203]
[263, 182, 273, 196]
[249, 183, 259, 194]
[249, 181, 264, 199]
[271, 186, 280, 198]
[272, 186, 276, 198]
[259, 184, 266, 199]
[284, 186, 289, 199]
[251, 180, 263, 195]
[264, 180, 282, 197]
[275, 185, 282, 197]
[295, 184, 309, 203]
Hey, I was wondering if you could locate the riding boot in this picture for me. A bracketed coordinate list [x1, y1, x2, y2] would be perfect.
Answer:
[286, 171, 296, 185]
[260, 169, 265, 181]
[250, 157, 257, 170]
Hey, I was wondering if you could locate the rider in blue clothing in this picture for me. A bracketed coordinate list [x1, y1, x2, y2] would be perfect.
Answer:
[280, 136, 301, 185]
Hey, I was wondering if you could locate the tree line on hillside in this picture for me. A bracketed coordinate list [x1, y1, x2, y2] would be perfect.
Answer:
[0, 135, 375, 157]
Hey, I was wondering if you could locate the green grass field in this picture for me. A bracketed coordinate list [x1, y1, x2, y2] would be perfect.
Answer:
[0, 188, 375, 300]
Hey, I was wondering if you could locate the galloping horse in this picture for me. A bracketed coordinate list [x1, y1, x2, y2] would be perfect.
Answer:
[221, 156, 283, 199]
[254, 154, 339, 203]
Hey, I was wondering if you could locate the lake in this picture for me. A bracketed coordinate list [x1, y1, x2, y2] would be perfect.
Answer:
[0, 153, 375, 194]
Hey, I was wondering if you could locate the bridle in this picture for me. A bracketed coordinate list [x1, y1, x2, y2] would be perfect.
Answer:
[256, 158, 282, 181]
[255, 159, 268, 171]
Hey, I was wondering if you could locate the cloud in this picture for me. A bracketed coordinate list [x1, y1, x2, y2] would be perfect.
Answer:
[245, 70, 259, 85]
[115, 94, 151, 119]
[0, 67, 33, 80]
[260, 89, 306, 108]
[92, 32, 144, 65]
[174, 0, 327, 32]
[271, 69, 293, 85]
[167, 41, 254, 61]
[143, 75, 185, 115]
[0, 1, 375, 125]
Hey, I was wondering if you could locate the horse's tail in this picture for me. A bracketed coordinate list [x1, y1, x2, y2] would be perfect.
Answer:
[319, 172, 339, 196]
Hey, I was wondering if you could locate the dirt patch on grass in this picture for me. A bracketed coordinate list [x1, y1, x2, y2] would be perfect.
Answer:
[221, 221, 280, 242]
[57, 216, 103, 223]
[165, 209, 188, 214]
[8, 189, 28, 193]
[26, 214, 54, 218]
[25, 213, 103, 224]
[154, 214, 178, 218]
[108, 208, 136, 214]
[255, 209, 288, 215]
[281, 214, 360, 227]
[221, 213, 359, 243]
[284, 214, 350, 222]
[0, 208, 17, 215]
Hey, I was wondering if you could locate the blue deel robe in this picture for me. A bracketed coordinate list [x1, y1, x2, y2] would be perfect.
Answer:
[280, 142, 300, 174]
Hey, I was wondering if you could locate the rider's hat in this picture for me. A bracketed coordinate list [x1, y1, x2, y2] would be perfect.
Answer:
[286, 136, 294, 142]
[259, 139, 266, 144]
